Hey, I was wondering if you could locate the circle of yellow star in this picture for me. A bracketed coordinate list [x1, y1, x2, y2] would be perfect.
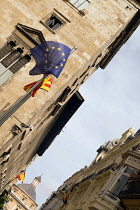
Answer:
[52, 47, 55, 49]
[46, 48, 49, 52]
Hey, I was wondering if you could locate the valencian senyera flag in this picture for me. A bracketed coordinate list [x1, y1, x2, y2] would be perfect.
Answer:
[23, 74, 54, 97]
[29, 41, 71, 77]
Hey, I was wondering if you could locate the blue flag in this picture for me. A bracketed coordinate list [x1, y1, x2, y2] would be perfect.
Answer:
[29, 41, 71, 78]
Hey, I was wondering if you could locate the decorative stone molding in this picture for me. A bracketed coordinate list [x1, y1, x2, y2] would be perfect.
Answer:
[121, 151, 140, 170]
[127, 156, 140, 165]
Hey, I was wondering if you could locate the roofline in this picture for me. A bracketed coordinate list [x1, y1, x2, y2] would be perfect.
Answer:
[13, 184, 38, 205]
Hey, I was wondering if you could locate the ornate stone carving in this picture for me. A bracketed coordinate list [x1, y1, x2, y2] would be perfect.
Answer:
[127, 156, 140, 165]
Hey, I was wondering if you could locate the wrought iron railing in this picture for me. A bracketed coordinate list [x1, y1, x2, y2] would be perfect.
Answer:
[119, 179, 140, 196]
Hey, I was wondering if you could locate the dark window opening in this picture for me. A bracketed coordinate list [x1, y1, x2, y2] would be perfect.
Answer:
[2, 169, 7, 174]
[1, 175, 6, 179]
[46, 15, 62, 30]
[132, 143, 140, 151]
[1, 158, 9, 165]
[80, 73, 89, 84]
[30, 203, 35, 208]
[1, 48, 23, 68]
[0, 148, 11, 158]
[11, 124, 22, 136]
[58, 87, 71, 103]
[80, 68, 89, 78]
[13, 188, 18, 192]
[51, 103, 62, 116]
[9, 54, 31, 73]
[124, 135, 134, 144]
[0, 41, 16, 60]
[111, 167, 135, 198]
[70, 84, 79, 95]
[17, 143, 22, 150]
[20, 130, 26, 141]
[72, 78, 78, 86]
[62, 184, 68, 191]
[134, 129, 140, 137]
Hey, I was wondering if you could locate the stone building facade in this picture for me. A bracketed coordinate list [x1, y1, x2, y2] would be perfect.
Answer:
[39, 127, 140, 210]
[0, 0, 140, 195]
[4, 176, 41, 210]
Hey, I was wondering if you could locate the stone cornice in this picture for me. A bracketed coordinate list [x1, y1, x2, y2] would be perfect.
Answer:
[121, 150, 140, 170]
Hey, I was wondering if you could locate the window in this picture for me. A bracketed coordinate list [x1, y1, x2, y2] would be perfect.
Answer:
[50, 198, 60, 209]
[1, 157, 9, 165]
[0, 148, 11, 158]
[80, 73, 89, 84]
[30, 203, 35, 208]
[40, 14, 63, 33]
[58, 87, 71, 103]
[22, 196, 27, 201]
[69, 0, 92, 10]
[13, 188, 18, 193]
[112, 167, 135, 196]
[72, 78, 78, 86]
[0, 41, 16, 60]
[17, 143, 22, 150]
[63, 0, 93, 11]
[46, 15, 62, 30]
[20, 130, 26, 141]
[40, 9, 70, 34]
[107, 166, 135, 200]
[51, 103, 62, 116]
[62, 184, 68, 191]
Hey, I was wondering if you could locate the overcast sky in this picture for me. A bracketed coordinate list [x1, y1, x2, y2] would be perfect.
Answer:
[22, 26, 140, 208]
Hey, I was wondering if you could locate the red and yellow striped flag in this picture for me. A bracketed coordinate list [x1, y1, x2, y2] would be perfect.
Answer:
[62, 191, 70, 204]
[16, 171, 25, 183]
[23, 74, 54, 97]
[40, 74, 54, 91]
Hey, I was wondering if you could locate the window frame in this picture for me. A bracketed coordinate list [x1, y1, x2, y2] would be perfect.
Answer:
[40, 9, 70, 34]
[69, 0, 91, 9]
[105, 166, 136, 201]
[62, 0, 86, 16]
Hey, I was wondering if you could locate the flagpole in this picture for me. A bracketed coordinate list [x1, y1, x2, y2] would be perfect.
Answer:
[0, 47, 77, 126]
[70, 47, 77, 54]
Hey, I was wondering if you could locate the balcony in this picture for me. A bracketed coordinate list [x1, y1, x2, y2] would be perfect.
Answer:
[118, 175, 140, 209]
[118, 178, 140, 198]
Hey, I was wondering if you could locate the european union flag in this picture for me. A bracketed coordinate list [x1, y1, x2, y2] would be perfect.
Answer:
[29, 41, 71, 78]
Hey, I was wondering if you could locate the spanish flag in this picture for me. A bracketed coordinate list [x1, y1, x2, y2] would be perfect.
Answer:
[16, 171, 25, 183]
[23, 74, 54, 97]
